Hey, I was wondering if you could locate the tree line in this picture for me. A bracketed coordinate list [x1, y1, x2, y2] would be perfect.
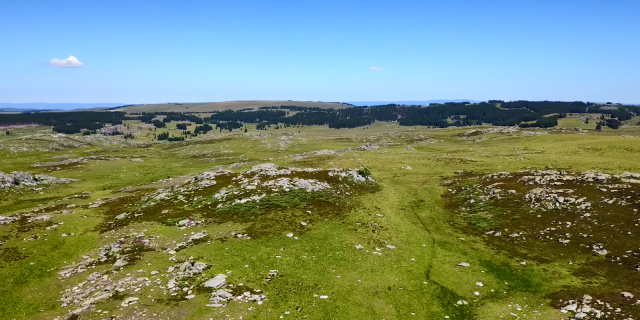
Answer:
[0, 111, 128, 134]
[1, 101, 636, 134]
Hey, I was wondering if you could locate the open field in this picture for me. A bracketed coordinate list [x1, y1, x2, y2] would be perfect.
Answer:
[115, 101, 350, 113]
[1, 118, 640, 320]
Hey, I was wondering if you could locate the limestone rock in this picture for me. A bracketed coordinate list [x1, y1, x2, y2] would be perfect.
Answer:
[204, 274, 227, 289]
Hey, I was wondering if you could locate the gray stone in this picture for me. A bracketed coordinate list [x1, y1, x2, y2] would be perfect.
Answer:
[113, 258, 128, 269]
[574, 312, 587, 320]
[120, 296, 139, 307]
[114, 213, 129, 220]
[204, 274, 227, 289]
[213, 289, 234, 300]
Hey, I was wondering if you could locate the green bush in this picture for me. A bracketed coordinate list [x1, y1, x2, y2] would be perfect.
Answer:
[357, 167, 371, 178]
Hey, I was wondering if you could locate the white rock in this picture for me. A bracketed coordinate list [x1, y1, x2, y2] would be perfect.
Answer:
[476, 282, 483, 287]
[457, 262, 470, 267]
[204, 274, 227, 289]
[114, 213, 129, 220]
[121, 297, 139, 307]
[113, 258, 128, 269]
[574, 312, 587, 320]
[286, 233, 293, 238]
[355, 244, 364, 250]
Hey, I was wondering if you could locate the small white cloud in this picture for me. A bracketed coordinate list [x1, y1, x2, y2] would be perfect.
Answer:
[49, 56, 84, 68]
[370, 66, 382, 72]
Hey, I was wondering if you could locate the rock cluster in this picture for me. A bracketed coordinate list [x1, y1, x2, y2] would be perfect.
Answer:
[292, 144, 379, 161]
[59, 271, 152, 309]
[59, 233, 159, 278]
[139, 163, 374, 212]
[463, 127, 520, 136]
[447, 169, 640, 317]
[558, 293, 640, 319]
[32, 155, 121, 167]
[208, 288, 266, 308]
[0, 171, 77, 189]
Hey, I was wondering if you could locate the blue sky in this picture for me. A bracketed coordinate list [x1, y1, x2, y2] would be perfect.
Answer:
[1, 0, 639, 104]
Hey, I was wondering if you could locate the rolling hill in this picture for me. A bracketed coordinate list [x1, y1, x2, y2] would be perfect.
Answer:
[114, 100, 350, 113]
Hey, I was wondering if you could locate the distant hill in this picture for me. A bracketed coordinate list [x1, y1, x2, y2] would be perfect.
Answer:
[347, 100, 482, 106]
[114, 101, 350, 113]
[0, 103, 125, 111]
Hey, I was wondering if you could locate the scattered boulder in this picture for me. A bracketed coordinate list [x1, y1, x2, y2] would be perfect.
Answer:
[574, 312, 587, 320]
[120, 297, 139, 307]
[114, 213, 129, 220]
[204, 274, 227, 289]
[28, 214, 52, 223]
[113, 258, 128, 270]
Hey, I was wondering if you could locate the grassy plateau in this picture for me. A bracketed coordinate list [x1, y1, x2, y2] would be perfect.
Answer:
[1, 116, 639, 320]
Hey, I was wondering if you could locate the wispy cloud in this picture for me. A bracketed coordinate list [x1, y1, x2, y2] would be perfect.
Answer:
[49, 56, 84, 68]
[370, 66, 382, 72]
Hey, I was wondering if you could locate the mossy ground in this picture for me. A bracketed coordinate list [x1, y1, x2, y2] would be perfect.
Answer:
[1, 117, 639, 319]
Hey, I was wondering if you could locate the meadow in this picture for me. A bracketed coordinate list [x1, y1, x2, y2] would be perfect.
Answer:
[1, 116, 639, 320]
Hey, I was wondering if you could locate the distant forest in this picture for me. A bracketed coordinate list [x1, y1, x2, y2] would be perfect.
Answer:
[0, 111, 128, 134]
[0, 101, 638, 134]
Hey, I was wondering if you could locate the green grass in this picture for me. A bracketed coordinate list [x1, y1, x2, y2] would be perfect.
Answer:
[1, 121, 640, 319]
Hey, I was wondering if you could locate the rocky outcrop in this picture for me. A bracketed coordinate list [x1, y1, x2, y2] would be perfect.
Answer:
[0, 171, 77, 189]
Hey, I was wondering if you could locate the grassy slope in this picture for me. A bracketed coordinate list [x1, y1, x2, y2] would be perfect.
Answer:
[0, 118, 639, 319]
